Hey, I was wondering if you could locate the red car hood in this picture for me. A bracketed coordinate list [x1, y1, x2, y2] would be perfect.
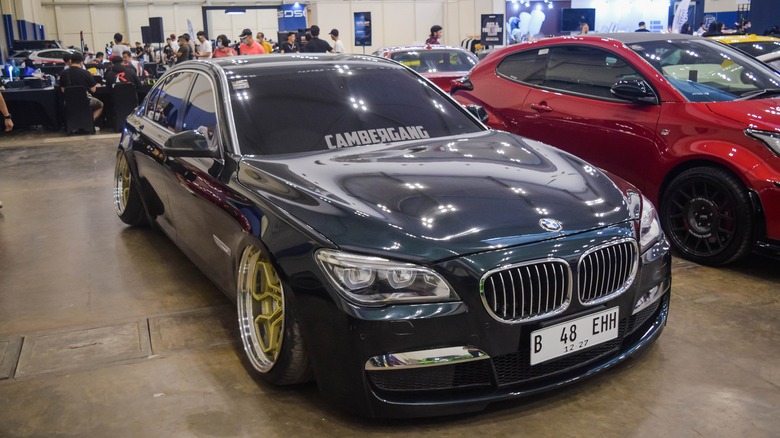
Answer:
[706, 98, 780, 131]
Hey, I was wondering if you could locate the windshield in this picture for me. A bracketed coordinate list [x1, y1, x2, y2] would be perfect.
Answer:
[629, 38, 780, 102]
[388, 50, 478, 73]
[733, 40, 780, 57]
[229, 59, 483, 155]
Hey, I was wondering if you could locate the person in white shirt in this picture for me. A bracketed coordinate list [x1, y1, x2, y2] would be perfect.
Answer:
[111, 33, 130, 59]
[194, 31, 213, 59]
[329, 28, 345, 53]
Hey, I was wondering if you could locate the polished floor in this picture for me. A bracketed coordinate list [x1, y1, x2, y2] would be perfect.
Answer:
[0, 133, 779, 437]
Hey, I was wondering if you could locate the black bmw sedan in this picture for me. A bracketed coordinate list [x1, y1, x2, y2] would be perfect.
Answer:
[113, 54, 671, 418]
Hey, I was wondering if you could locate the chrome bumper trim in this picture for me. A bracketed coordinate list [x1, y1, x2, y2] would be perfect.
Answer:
[365, 346, 489, 371]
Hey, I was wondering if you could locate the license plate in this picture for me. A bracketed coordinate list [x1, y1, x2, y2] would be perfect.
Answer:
[530, 307, 619, 365]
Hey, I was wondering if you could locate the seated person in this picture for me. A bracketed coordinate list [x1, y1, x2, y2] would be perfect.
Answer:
[104, 55, 142, 89]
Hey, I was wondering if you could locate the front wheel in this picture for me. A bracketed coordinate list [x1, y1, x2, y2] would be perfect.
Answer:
[660, 167, 754, 266]
[237, 244, 312, 385]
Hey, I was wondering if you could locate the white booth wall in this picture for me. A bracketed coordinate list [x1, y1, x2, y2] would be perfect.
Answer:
[570, 0, 671, 34]
[37, 0, 505, 54]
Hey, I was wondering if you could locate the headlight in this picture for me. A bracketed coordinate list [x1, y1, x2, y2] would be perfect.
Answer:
[746, 129, 780, 156]
[315, 249, 459, 306]
[638, 195, 662, 252]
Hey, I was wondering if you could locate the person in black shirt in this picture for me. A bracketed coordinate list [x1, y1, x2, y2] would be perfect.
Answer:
[280, 32, 300, 53]
[301, 25, 333, 53]
[104, 55, 142, 89]
[58, 52, 104, 123]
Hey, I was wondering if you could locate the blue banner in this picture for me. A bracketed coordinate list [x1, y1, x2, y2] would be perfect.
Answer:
[354, 12, 371, 47]
[277, 4, 307, 32]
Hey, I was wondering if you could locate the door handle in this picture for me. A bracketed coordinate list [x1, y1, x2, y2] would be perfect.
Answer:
[530, 102, 553, 112]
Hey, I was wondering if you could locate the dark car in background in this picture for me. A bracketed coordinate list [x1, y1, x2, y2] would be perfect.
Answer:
[114, 54, 670, 417]
[372, 45, 478, 92]
[452, 33, 780, 265]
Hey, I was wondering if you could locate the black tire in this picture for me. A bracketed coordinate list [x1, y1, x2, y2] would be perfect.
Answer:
[660, 167, 754, 266]
[237, 244, 312, 385]
[113, 150, 148, 226]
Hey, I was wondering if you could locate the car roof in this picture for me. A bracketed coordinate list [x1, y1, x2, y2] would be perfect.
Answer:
[177, 53, 405, 76]
[585, 32, 708, 44]
[374, 45, 472, 53]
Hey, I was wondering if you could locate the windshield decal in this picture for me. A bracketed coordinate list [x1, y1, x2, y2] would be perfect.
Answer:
[325, 126, 430, 149]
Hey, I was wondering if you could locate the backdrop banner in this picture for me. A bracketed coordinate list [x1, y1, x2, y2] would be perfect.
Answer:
[277, 4, 307, 32]
[481, 14, 504, 46]
[354, 12, 372, 47]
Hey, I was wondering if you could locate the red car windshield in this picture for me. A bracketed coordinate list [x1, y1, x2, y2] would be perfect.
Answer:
[629, 38, 780, 102]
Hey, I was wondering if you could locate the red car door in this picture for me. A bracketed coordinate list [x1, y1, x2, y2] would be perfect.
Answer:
[497, 45, 664, 195]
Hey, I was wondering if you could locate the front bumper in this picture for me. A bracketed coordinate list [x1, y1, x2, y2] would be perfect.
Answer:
[293, 233, 672, 418]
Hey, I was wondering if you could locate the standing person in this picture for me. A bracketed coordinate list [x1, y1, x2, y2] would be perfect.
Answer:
[169, 33, 180, 53]
[280, 32, 299, 53]
[238, 29, 265, 55]
[426, 25, 442, 44]
[0, 92, 11, 208]
[694, 22, 707, 36]
[112, 33, 130, 58]
[175, 34, 191, 64]
[579, 18, 589, 34]
[702, 22, 724, 37]
[58, 52, 104, 125]
[329, 29, 344, 53]
[104, 55, 142, 89]
[635, 21, 651, 32]
[194, 31, 213, 59]
[212, 35, 236, 58]
[301, 25, 333, 53]
[256, 32, 273, 54]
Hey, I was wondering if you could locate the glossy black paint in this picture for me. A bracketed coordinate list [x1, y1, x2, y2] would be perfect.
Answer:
[117, 55, 671, 418]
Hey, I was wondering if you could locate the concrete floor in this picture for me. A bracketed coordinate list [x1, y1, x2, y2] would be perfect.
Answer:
[0, 133, 779, 437]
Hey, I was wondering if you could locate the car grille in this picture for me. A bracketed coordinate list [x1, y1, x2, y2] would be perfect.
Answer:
[577, 240, 638, 305]
[481, 259, 571, 322]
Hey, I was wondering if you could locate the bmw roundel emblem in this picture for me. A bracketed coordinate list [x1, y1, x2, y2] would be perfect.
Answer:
[539, 218, 563, 232]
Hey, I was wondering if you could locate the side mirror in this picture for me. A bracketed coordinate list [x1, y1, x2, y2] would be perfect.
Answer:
[610, 79, 658, 104]
[466, 104, 489, 123]
[162, 129, 220, 158]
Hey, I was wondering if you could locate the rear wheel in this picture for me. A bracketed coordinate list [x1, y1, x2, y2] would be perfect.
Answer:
[237, 244, 312, 384]
[113, 150, 148, 226]
[660, 167, 754, 266]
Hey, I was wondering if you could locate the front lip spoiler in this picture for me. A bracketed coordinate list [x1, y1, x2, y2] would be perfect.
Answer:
[367, 296, 669, 414]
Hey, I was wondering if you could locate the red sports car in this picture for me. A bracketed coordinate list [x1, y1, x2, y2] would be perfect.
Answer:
[452, 33, 780, 265]
[373, 45, 478, 92]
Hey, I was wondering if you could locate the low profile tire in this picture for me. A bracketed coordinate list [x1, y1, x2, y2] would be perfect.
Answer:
[237, 244, 312, 385]
[113, 150, 148, 226]
[660, 167, 754, 266]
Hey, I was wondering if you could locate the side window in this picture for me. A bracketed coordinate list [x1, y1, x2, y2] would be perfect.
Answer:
[496, 49, 548, 85]
[545, 46, 644, 99]
[154, 72, 195, 133]
[182, 74, 218, 148]
[144, 78, 167, 120]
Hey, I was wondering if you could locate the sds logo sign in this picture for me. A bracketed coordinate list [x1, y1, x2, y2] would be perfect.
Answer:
[277, 10, 305, 18]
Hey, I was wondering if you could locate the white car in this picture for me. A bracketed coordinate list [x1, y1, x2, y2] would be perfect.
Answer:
[8, 48, 82, 67]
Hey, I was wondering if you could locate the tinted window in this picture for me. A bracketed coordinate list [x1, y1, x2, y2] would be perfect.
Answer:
[496, 49, 548, 85]
[229, 61, 482, 155]
[390, 50, 477, 73]
[182, 74, 217, 138]
[733, 41, 780, 57]
[544, 46, 643, 99]
[152, 72, 194, 132]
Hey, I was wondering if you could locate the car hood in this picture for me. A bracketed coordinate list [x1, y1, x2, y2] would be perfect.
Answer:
[238, 131, 633, 262]
[706, 98, 780, 130]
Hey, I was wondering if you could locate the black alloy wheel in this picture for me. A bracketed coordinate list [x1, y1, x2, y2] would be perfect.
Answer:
[661, 167, 754, 266]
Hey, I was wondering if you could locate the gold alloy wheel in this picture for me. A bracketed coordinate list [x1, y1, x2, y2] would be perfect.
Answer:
[238, 245, 285, 373]
[114, 152, 131, 215]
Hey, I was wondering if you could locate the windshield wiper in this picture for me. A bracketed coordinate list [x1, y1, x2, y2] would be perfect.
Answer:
[736, 88, 780, 101]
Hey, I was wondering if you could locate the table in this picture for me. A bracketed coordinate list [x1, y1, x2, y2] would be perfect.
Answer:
[1, 87, 60, 130]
